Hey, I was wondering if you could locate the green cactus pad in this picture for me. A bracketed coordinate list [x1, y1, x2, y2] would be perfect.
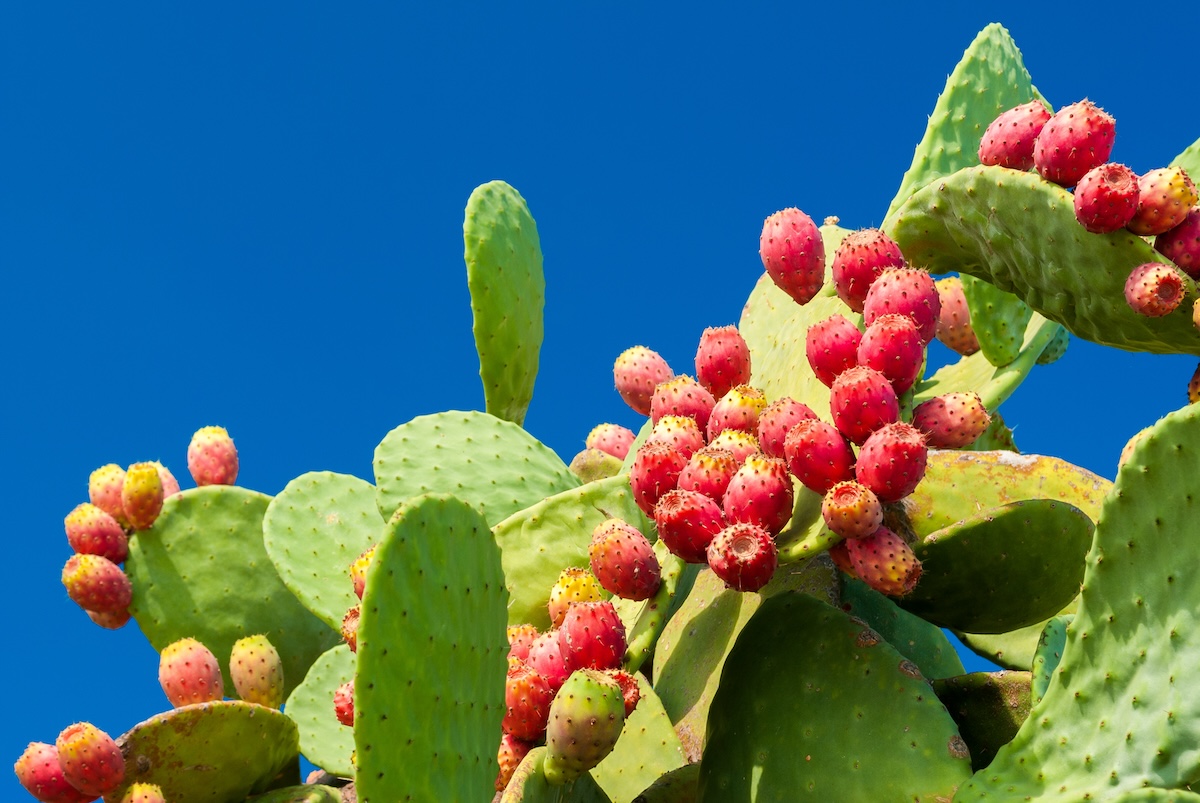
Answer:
[493, 474, 653, 629]
[774, 482, 838, 564]
[632, 764, 698, 803]
[591, 674, 687, 803]
[931, 671, 1032, 772]
[263, 471, 383, 630]
[500, 748, 613, 803]
[651, 561, 837, 763]
[1030, 614, 1072, 706]
[104, 701, 299, 803]
[886, 165, 1200, 355]
[354, 493, 509, 801]
[955, 595, 1079, 673]
[1036, 325, 1070, 366]
[126, 486, 340, 698]
[612, 541, 687, 674]
[957, 402, 1200, 799]
[1106, 791, 1200, 803]
[464, 180, 545, 426]
[373, 410, 579, 524]
[244, 785, 342, 803]
[959, 274, 1034, 368]
[898, 499, 1093, 633]
[282, 644, 355, 777]
[698, 592, 972, 801]
[1171, 135, 1200, 178]
[840, 577, 965, 680]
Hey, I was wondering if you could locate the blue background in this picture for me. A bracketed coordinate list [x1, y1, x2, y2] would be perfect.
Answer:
[6, 4, 1199, 795]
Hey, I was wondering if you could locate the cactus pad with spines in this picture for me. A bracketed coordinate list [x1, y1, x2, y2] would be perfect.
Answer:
[1171, 136, 1200, 178]
[773, 483, 836, 564]
[959, 274, 1034, 368]
[840, 576, 965, 680]
[499, 748, 613, 802]
[612, 541, 687, 674]
[932, 670, 1032, 771]
[591, 674, 687, 803]
[281, 644, 355, 778]
[631, 764, 699, 803]
[1030, 614, 1072, 706]
[241, 785, 341, 802]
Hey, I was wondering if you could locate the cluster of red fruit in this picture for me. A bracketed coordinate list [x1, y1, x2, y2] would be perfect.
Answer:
[14, 722, 138, 802]
[979, 99, 1199, 319]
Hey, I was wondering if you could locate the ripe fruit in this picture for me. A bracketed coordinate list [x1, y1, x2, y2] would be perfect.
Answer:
[341, 605, 360, 652]
[558, 601, 627, 672]
[821, 480, 883, 540]
[706, 429, 761, 465]
[695, 325, 752, 400]
[756, 397, 818, 460]
[589, 518, 662, 601]
[647, 414, 706, 460]
[64, 503, 128, 564]
[158, 637, 224, 707]
[88, 463, 130, 530]
[14, 741, 92, 803]
[1155, 207, 1200, 277]
[783, 418, 856, 494]
[229, 634, 285, 708]
[862, 267, 941, 345]
[120, 782, 166, 803]
[1128, 167, 1199, 236]
[585, 423, 637, 461]
[978, 100, 1052, 171]
[55, 722, 125, 797]
[526, 631, 571, 694]
[806, 314, 863, 387]
[759, 208, 825, 306]
[649, 375, 716, 431]
[911, 392, 993, 449]
[507, 624, 540, 665]
[855, 422, 929, 503]
[121, 462, 164, 531]
[722, 453, 794, 535]
[830, 228, 907, 312]
[349, 544, 377, 600]
[547, 567, 606, 628]
[706, 385, 768, 441]
[496, 733, 534, 792]
[628, 440, 687, 515]
[856, 313, 924, 394]
[829, 366, 900, 445]
[934, 276, 980, 356]
[613, 346, 674, 417]
[1073, 162, 1139, 233]
[842, 526, 923, 597]
[187, 426, 239, 486]
[334, 680, 355, 727]
[706, 522, 778, 592]
[1033, 99, 1116, 188]
[502, 662, 556, 741]
[654, 488, 727, 563]
[1124, 262, 1186, 318]
[61, 554, 131, 614]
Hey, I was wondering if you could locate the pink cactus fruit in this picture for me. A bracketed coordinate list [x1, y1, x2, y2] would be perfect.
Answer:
[706, 384, 768, 441]
[695, 324, 752, 400]
[934, 276, 981, 356]
[677, 446, 739, 502]
[187, 426, 239, 486]
[862, 267, 941, 346]
[14, 741, 93, 803]
[230, 634, 285, 708]
[589, 518, 661, 601]
[613, 346, 674, 417]
[705, 430, 760, 465]
[911, 392, 993, 449]
[604, 668, 642, 717]
[1073, 162, 1140, 233]
[829, 365, 900, 445]
[150, 462, 181, 499]
[722, 453, 794, 535]
[756, 397, 818, 459]
[1125, 262, 1186, 318]
[341, 604, 360, 653]
[805, 314, 863, 388]
[334, 679, 355, 727]
[159, 636, 224, 707]
[507, 624, 541, 666]
[783, 418, 856, 494]
[843, 526, 923, 597]
[526, 630, 571, 693]
[64, 503, 128, 564]
[856, 313, 925, 394]
[558, 600, 627, 672]
[88, 463, 130, 530]
[350, 544, 377, 601]
[1156, 207, 1200, 277]
[120, 782, 167, 803]
[1128, 167, 1199, 236]
[55, 722, 125, 797]
[121, 462, 164, 531]
[585, 423, 637, 461]
[547, 567, 606, 629]
[977, 100, 1052, 171]
[87, 608, 132, 630]
[61, 554, 131, 614]
[628, 440, 687, 516]
[759, 207, 826, 306]
[654, 488, 727, 563]
[821, 480, 883, 540]
[647, 414, 706, 460]
[830, 228, 907, 313]
[855, 422, 929, 503]
[706, 522, 778, 592]
[502, 661, 556, 741]
[1033, 99, 1116, 188]
[496, 733, 534, 792]
[649, 375, 717, 431]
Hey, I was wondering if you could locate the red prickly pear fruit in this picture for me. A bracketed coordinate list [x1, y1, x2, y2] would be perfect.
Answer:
[855, 422, 929, 503]
[585, 423, 637, 461]
[62, 554, 131, 614]
[350, 544, 377, 600]
[830, 228, 906, 313]
[507, 624, 540, 665]
[756, 397, 818, 460]
[676, 446, 739, 504]
[706, 522, 778, 592]
[628, 440, 687, 516]
[88, 464, 130, 531]
[527, 630, 571, 694]
[705, 430, 760, 465]
[829, 365, 900, 445]
[121, 462, 164, 531]
[1033, 99, 1116, 188]
[722, 453, 794, 535]
[646, 414, 706, 460]
[759, 207, 826, 306]
[159, 636, 224, 707]
[543, 669, 626, 785]
[911, 392, 993, 449]
[495, 733, 534, 792]
[604, 668, 641, 717]
[1073, 162, 1140, 233]
[341, 604, 360, 653]
[55, 722, 125, 797]
[1156, 207, 1200, 277]
[821, 480, 883, 540]
[654, 488, 727, 563]
[1128, 167, 1199, 236]
[334, 680, 355, 727]
[547, 567, 606, 629]
[856, 313, 924, 395]
[706, 384, 768, 441]
[843, 526, 923, 597]
[650, 375, 717, 431]
[120, 782, 166, 803]
[87, 607, 131, 630]
[934, 277, 980, 356]
[806, 314, 863, 387]
[862, 267, 941, 346]
[187, 426, 239, 486]
[150, 462, 181, 499]
[977, 100, 1052, 171]
[230, 634, 285, 709]
[589, 518, 661, 601]
[1124, 262, 1186, 318]
[827, 540, 856, 578]
[614, 346, 674, 417]
[14, 741, 93, 803]
[64, 503, 128, 564]
[783, 418, 856, 494]
[558, 600, 627, 672]
[695, 325, 752, 400]
[502, 661, 556, 741]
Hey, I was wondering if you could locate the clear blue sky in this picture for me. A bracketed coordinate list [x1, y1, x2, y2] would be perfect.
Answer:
[5, 5, 1199, 795]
